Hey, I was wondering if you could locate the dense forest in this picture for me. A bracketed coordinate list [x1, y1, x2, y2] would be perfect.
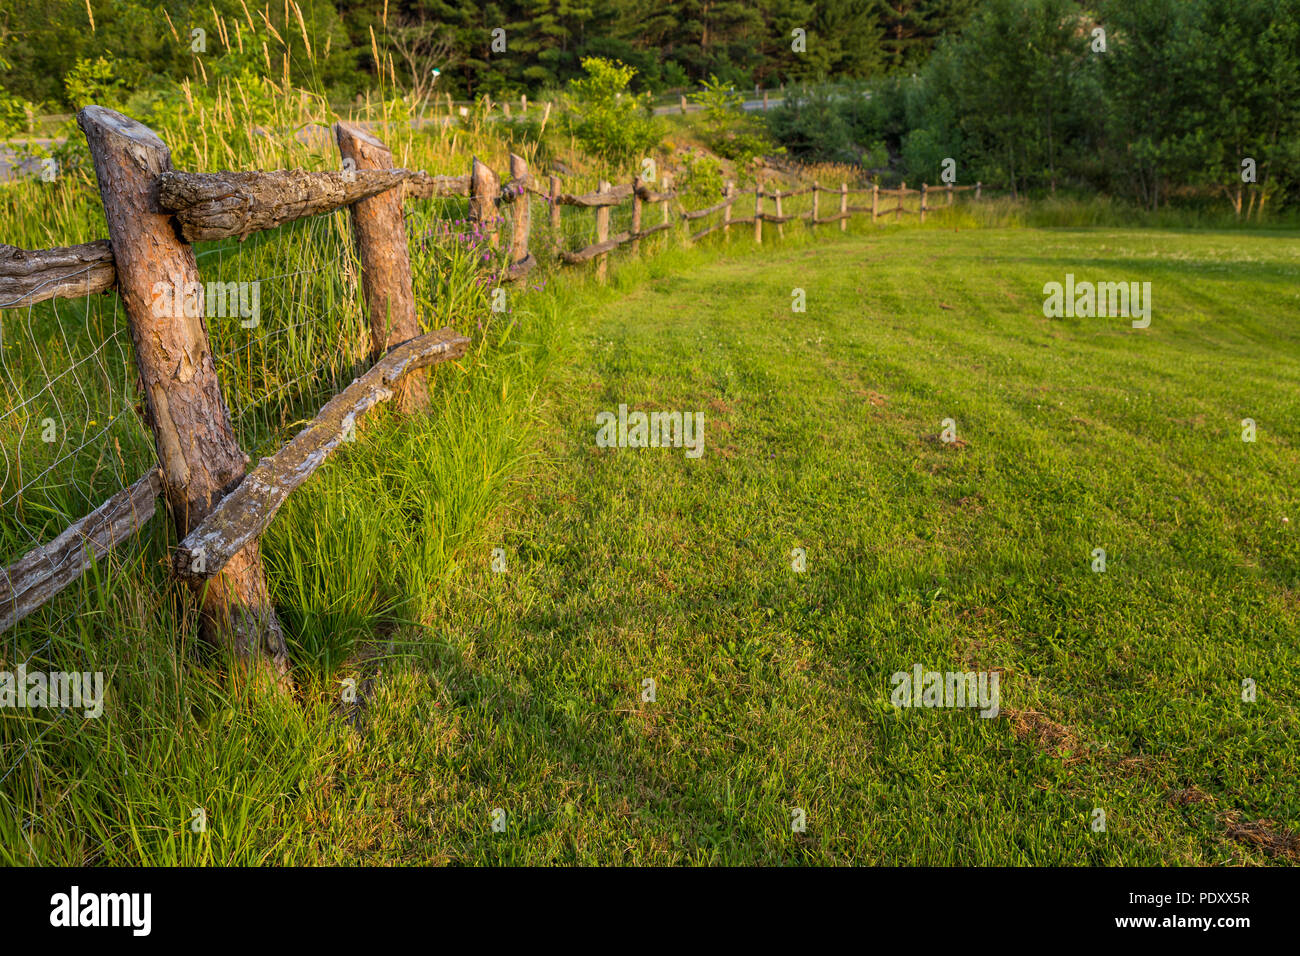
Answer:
[0, 0, 978, 108]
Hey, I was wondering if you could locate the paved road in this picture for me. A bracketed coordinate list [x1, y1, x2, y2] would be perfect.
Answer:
[653, 97, 785, 115]
[0, 139, 57, 181]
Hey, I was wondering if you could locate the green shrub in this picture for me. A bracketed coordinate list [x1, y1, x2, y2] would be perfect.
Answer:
[678, 152, 725, 208]
[566, 57, 662, 171]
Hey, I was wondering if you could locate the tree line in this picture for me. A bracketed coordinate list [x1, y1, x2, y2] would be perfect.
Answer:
[767, 0, 1300, 213]
[1, 0, 978, 111]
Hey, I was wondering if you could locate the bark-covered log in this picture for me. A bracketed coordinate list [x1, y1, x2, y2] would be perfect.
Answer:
[78, 104, 290, 687]
[690, 222, 725, 242]
[761, 186, 813, 199]
[507, 154, 530, 269]
[404, 171, 472, 199]
[627, 222, 671, 242]
[680, 194, 740, 220]
[498, 172, 529, 205]
[630, 176, 643, 256]
[470, 156, 501, 247]
[558, 231, 630, 264]
[595, 179, 611, 282]
[505, 253, 537, 280]
[633, 184, 675, 203]
[157, 167, 414, 241]
[554, 183, 633, 207]
[0, 241, 117, 309]
[335, 122, 425, 413]
[0, 469, 161, 633]
[172, 327, 470, 580]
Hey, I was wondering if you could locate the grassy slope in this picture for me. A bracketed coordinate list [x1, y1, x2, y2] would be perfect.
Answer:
[370, 225, 1299, 864]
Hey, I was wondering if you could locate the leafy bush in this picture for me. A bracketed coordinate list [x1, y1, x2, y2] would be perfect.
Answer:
[566, 57, 662, 171]
[690, 74, 782, 181]
[764, 84, 859, 164]
[677, 152, 725, 208]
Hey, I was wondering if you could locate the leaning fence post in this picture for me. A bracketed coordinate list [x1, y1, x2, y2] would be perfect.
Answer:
[920, 182, 928, 224]
[77, 105, 290, 686]
[840, 182, 848, 232]
[508, 153, 530, 273]
[470, 156, 501, 248]
[335, 122, 426, 413]
[811, 181, 819, 230]
[773, 190, 785, 239]
[723, 181, 734, 242]
[755, 185, 763, 244]
[595, 178, 610, 282]
[897, 181, 905, 223]
[631, 175, 643, 256]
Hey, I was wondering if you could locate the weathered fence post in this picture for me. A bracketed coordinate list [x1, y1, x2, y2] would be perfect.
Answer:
[811, 182, 819, 230]
[470, 156, 501, 248]
[773, 190, 785, 239]
[920, 182, 928, 224]
[631, 175, 643, 256]
[763, 90, 769, 111]
[872, 183, 879, 222]
[335, 122, 426, 412]
[723, 181, 734, 242]
[549, 174, 562, 249]
[521, 94, 527, 113]
[947, 182, 953, 206]
[680, 94, 688, 115]
[595, 178, 610, 282]
[754, 185, 763, 243]
[840, 182, 848, 232]
[897, 181, 905, 223]
[661, 171, 672, 230]
[508, 153, 530, 273]
[975, 181, 982, 201]
[78, 105, 290, 687]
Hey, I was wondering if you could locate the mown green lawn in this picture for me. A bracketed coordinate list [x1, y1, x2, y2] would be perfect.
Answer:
[331, 225, 1299, 864]
[6, 223, 1298, 865]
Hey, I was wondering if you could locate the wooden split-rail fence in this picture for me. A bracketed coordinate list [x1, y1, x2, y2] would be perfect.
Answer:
[0, 103, 989, 683]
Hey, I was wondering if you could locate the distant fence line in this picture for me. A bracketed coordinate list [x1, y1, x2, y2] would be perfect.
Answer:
[0, 103, 992, 688]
